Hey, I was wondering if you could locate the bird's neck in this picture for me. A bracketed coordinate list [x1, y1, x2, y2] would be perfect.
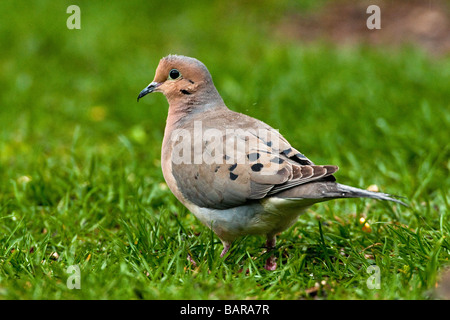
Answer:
[166, 92, 227, 127]
[163, 95, 228, 160]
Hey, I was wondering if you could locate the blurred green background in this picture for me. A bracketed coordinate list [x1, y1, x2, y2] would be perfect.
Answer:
[0, 0, 449, 300]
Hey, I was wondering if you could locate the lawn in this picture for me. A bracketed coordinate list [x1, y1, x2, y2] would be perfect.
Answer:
[0, 0, 449, 300]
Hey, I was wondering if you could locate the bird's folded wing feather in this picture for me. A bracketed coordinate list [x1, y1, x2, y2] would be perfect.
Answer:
[170, 112, 338, 209]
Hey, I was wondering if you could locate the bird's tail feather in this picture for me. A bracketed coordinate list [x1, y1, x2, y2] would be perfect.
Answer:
[330, 183, 407, 206]
[274, 181, 407, 206]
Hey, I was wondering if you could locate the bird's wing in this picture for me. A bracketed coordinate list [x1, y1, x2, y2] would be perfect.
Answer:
[169, 111, 338, 209]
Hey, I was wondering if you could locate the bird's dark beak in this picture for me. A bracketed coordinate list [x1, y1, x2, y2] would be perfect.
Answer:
[137, 82, 161, 102]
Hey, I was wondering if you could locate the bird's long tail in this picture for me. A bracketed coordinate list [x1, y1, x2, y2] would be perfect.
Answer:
[329, 183, 407, 206]
[274, 181, 407, 206]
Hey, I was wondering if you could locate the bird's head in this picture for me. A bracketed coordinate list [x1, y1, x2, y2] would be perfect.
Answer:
[137, 55, 221, 107]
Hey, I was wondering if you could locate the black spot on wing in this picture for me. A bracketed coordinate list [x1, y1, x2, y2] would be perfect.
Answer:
[229, 163, 237, 171]
[281, 148, 312, 165]
[293, 153, 312, 165]
[229, 172, 238, 181]
[282, 148, 292, 156]
[251, 163, 264, 172]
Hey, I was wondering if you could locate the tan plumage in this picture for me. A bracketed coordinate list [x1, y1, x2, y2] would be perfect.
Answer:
[137, 54, 406, 270]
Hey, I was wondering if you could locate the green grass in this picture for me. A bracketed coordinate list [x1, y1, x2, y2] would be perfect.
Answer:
[0, 0, 449, 299]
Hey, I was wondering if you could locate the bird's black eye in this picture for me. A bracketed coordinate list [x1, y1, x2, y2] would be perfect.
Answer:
[168, 69, 181, 80]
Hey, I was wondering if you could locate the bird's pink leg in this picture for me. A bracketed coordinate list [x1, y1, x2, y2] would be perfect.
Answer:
[220, 242, 231, 258]
[264, 236, 277, 271]
[187, 254, 197, 267]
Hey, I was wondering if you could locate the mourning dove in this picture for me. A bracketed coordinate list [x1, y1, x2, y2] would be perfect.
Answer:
[137, 54, 406, 270]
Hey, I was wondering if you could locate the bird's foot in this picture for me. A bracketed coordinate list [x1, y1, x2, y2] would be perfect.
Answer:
[264, 256, 277, 271]
[187, 254, 197, 267]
